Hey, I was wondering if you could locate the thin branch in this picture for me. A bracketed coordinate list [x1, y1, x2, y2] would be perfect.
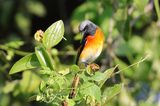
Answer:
[68, 74, 80, 99]
[0, 45, 30, 56]
[113, 55, 149, 76]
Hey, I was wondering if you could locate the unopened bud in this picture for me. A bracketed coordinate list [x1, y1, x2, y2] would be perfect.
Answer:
[34, 30, 44, 42]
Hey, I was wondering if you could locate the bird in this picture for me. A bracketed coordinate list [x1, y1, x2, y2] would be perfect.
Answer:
[69, 20, 104, 99]
[76, 20, 104, 67]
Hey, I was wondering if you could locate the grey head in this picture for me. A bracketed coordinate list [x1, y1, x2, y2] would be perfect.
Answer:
[79, 20, 97, 36]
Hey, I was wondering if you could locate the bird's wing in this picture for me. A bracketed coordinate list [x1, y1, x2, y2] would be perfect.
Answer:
[75, 36, 87, 65]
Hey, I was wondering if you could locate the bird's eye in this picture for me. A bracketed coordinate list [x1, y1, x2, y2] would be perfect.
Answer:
[83, 25, 88, 31]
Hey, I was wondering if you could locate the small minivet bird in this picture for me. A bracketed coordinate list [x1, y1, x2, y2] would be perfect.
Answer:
[76, 20, 104, 67]
[69, 20, 104, 99]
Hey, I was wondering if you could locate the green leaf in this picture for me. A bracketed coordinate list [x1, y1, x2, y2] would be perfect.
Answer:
[91, 72, 106, 82]
[79, 71, 92, 82]
[102, 83, 123, 104]
[26, 1, 46, 17]
[70, 64, 80, 74]
[5, 40, 24, 49]
[9, 53, 41, 74]
[43, 20, 64, 49]
[38, 67, 52, 75]
[98, 67, 116, 88]
[15, 12, 31, 35]
[39, 80, 46, 92]
[47, 75, 66, 91]
[80, 82, 101, 102]
[20, 71, 41, 93]
[66, 99, 75, 106]
[3, 81, 18, 93]
[35, 46, 54, 70]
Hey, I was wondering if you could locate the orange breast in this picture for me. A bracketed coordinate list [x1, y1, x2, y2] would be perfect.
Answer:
[79, 28, 104, 63]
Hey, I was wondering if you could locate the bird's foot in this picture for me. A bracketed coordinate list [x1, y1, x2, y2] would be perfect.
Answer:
[89, 63, 100, 72]
[86, 63, 100, 75]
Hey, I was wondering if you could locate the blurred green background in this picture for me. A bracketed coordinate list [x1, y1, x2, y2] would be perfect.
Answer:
[0, 0, 160, 106]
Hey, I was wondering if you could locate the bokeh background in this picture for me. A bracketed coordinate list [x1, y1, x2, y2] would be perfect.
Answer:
[0, 0, 160, 106]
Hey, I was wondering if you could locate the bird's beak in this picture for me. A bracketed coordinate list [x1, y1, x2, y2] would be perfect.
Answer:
[81, 31, 84, 35]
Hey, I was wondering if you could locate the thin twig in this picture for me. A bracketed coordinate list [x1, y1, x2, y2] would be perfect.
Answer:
[68, 74, 80, 99]
[0, 45, 30, 56]
[61, 100, 68, 106]
[113, 55, 149, 76]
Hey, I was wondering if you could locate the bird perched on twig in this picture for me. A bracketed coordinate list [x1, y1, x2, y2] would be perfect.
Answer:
[76, 20, 104, 67]
[69, 20, 104, 99]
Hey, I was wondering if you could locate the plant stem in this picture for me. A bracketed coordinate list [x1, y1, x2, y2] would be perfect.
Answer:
[154, 0, 160, 20]
[113, 55, 149, 76]
[61, 100, 68, 106]
[68, 74, 80, 99]
[0, 45, 30, 56]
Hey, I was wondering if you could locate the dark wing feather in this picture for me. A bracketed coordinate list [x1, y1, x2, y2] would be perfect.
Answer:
[75, 36, 87, 65]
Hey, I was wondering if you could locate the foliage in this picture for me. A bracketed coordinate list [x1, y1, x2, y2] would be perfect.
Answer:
[0, 0, 160, 106]
[8, 20, 122, 105]
[71, 0, 160, 105]
[0, 0, 46, 106]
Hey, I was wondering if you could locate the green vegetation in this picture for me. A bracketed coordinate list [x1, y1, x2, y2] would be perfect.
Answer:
[0, 0, 160, 106]
[8, 20, 122, 105]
